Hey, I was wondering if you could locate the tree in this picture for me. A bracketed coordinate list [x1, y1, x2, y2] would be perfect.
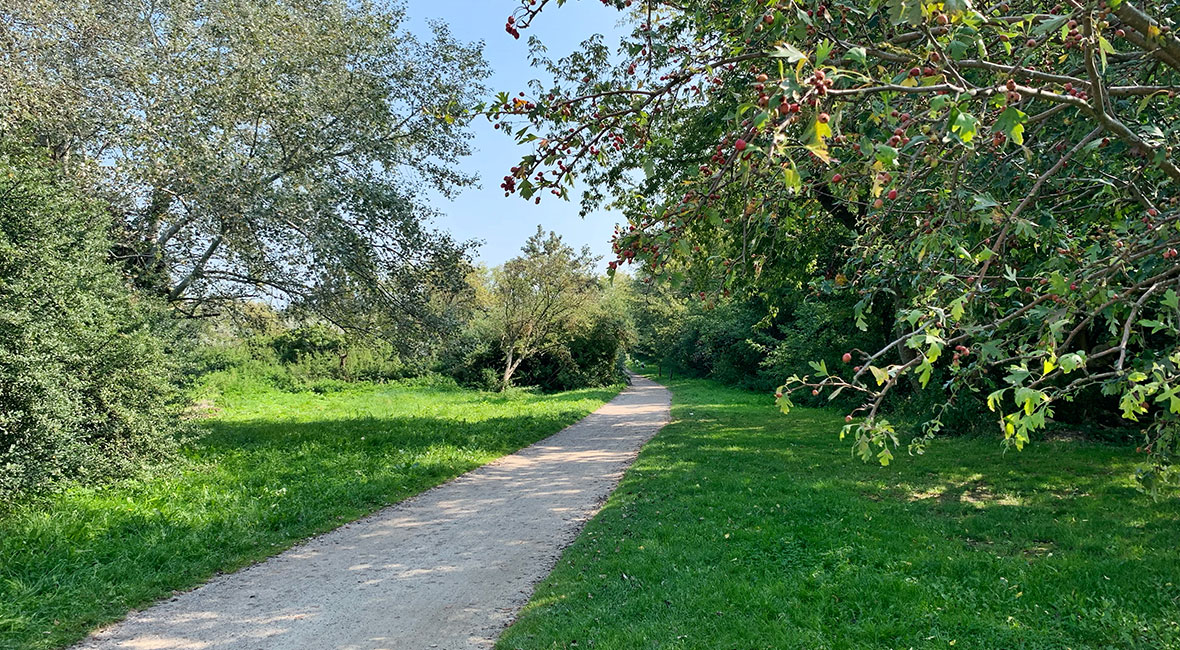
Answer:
[626, 270, 689, 376]
[492, 227, 600, 388]
[1, 0, 487, 337]
[0, 142, 184, 498]
[493, 1, 1180, 491]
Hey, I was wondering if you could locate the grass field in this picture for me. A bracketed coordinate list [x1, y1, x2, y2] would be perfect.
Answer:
[0, 375, 619, 650]
[499, 376, 1180, 650]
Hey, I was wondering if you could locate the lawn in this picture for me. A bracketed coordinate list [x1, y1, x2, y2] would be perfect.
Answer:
[499, 376, 1180, 650]
[0, 375, 620, 650]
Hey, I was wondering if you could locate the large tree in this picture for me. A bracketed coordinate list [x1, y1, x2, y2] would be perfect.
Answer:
[1, 0, 487, 340]
[492, 227, 600, 388]
[492, 1, 1180, 491]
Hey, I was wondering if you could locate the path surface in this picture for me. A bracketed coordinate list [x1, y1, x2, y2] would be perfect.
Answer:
[76, 374, 670, 650]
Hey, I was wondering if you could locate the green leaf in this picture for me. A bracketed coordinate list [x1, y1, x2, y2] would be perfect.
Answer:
[1138, 319, 1165, 331]
[971, 193, 1000, 211]
[1032, 15, 1067, 37]
[917, 360, 933, 387]
[783, 163, 802, 192]
[987, 389, 1005, 412]
[869, 365, 890, 386]
[1058, 353, 1084, 373]
[815, 40, 833, 67]
[993, 106, 1027, 145]
[948, 108, 979, 145]
[950, 297, 966, 321]
[770, 43, 807, 63]
[943, 0, 974, 15]
[875, 145, 899, 167]
[1163, 289, 1179, 311]
[844, 46, 867, 66]
[886, 0, 922, 26]
[1098, 36, 1116, 72]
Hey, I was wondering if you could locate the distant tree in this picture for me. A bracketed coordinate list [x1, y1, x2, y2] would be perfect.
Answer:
[1, 0, 487, 335]
[626, 271, 690, 376]
[492, 227, 599, 388]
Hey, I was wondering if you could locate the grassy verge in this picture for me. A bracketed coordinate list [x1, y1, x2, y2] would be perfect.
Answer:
[499, 376, 1180, 650]
[0, 375, 620, 650]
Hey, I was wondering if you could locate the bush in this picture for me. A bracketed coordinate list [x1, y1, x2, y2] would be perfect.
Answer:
[761, 297, 885, 396]
[192, 315, 424, 397]
[271, 324, 347, 364]
[436, 321, 504, 390]
[515, 309, 634, 391]
[439, 308, 630, 393]
[0, 146, 185, 499]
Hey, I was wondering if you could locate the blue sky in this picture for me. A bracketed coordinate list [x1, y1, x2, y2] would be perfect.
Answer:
[406, 0, 627, 268]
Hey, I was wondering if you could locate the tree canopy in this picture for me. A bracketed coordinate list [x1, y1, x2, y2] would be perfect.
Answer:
[2, 0, 487, 337]
[492, 227, 602, 387]
[493, 0, 1180, 491]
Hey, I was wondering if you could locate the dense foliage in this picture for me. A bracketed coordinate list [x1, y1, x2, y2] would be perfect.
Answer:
[498, 0, 1180, 491]
[441, 229, 633, 392]
[0, 145, 184, 499]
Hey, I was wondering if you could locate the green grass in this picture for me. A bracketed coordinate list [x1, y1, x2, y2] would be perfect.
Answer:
[0, 375, 620, 650]
[499, 376, 1180, 650]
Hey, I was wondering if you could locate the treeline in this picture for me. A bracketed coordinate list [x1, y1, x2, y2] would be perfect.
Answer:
[627, 273, 1131, 440]
[199, 229, 634, 399]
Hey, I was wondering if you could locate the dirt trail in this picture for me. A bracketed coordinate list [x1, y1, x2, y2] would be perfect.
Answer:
[76, 374, 670, 650]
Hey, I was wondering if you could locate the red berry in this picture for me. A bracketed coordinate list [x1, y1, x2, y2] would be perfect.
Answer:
[842, 352, 852, 364]
[817, 112, 830, 123]
[735, 139, 747, 152]
[887, 189, 898, 200]
[832, 173, 843, 183]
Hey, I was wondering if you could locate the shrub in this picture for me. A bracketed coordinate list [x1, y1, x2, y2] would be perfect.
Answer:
[0, 146, 185, 499]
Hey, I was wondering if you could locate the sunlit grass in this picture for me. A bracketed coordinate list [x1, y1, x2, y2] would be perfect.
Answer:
[0, 377, 619, 650]
[499, 376, 1180, 650]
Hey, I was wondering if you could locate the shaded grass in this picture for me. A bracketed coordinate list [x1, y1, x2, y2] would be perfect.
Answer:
[0, 377, 619, 650]
[499, 377, 1180, 650]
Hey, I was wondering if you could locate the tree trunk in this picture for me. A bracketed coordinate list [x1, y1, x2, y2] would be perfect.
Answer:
[501, 349, 523, 390]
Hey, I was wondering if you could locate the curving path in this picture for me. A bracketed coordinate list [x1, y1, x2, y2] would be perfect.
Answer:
[76, 374, 670, 650]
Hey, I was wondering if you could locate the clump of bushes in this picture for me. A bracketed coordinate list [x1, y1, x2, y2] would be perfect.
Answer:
[438, 307, 632, 393]
[195, 319, 426, 399]
[0, 147, 186, 499]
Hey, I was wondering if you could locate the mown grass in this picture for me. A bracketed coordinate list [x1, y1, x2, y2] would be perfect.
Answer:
[499, 376, 1180, 650]
[0, 375, 620, 650]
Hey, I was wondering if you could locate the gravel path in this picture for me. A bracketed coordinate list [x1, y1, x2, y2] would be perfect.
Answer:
[76, 374, 670, 650]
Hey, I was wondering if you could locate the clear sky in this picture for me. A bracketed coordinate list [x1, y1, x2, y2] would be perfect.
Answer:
[405, 0, 627, 269]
